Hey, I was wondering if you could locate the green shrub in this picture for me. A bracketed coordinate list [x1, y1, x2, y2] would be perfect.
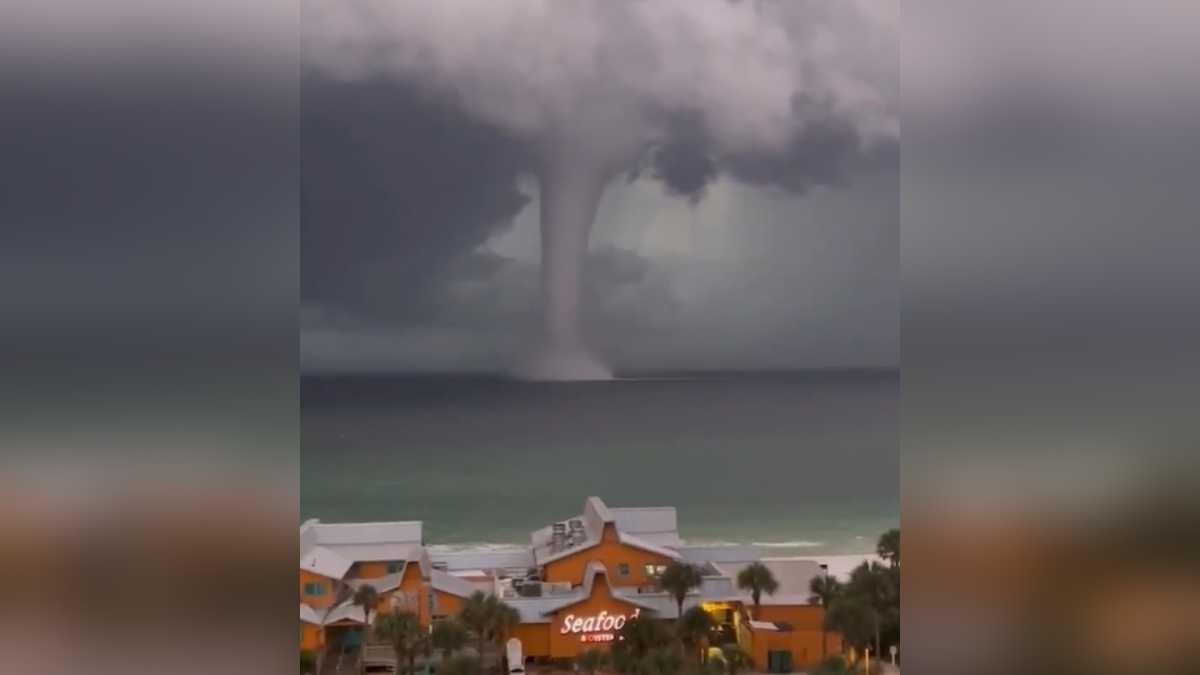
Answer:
[440, 654, 483, 675]
[577, 648, 610, 675]
[639, 645, 683, 675]
[300, 649, 316, 674]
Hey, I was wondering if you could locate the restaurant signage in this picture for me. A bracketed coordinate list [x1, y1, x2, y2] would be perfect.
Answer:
[560, 608, 641, 642]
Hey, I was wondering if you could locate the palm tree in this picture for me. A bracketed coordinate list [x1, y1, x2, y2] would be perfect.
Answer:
[432, 618, 470, 660]
[459, 592, 521, 673]
[576, 648, 609, 675]
[824, 595, 876, 658]
[658, 562, 703, 618]
[354, 583, 380, 629]
[488, 601, 521, 674]
[808, 574, 843, 660]
[735, 562, 779, 619]
[353, 584, 380, 672]
[718, 645, 750, 675]
[374, 610, 430, 675]
[847, 561, 887, 658]
[876, 529, 900, 568]
[878, 563, 900, 656]
[317, 584, 353, 675]
[676, 606, 715, 664]
[460, 591, 492, 662]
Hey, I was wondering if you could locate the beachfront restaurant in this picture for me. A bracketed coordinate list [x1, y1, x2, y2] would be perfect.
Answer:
[300, 496, 840, 672]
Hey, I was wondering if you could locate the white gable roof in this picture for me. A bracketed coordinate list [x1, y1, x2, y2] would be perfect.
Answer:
[304, 520, 423, 547]
[324, 602, 373, 625]
[347, 571, 406, 594]
[322, 543, 422, 564]
[300, 603, 324, 625]
[431, 569, 476, 598]
[617, 532, 682, 560]
[300, 599, 379, 627]
[533, 497, 683, 565]
[300, 518, 425, 578]
[610, 506, 682, 547]
[761, 558, 824, 597]
[300, 545, 353, 580]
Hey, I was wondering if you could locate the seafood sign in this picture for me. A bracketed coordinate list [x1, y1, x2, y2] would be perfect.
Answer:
[560, 608, 641, 642]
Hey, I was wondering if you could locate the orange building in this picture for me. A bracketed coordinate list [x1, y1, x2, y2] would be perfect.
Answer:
[299, 518, 477, 662]
[300, 497, 843, 672]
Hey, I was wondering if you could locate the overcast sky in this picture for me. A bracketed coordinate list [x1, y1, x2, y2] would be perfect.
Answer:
[300, 0, 899, 374]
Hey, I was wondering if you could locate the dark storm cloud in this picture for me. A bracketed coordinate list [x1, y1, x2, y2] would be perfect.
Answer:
[301, 75, 894, 323]
[2, 63, 295, 366]
[299, 72, 900, 372]
[631, 111, 717, 201]
[646, 95, 900, 200]
[300, 73, 675, 349]
[302, 76, 532, 320]
[300, 0, 899, 372]
[725, 108, 898, 193]
[645, 140, 718, 202]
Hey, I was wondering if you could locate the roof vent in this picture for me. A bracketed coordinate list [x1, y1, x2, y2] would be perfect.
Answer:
[516, 582, 543, 598]
[551, 522, 567, 553]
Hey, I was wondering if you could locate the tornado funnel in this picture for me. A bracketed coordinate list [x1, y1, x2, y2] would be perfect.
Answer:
[516, 146, 617, 380]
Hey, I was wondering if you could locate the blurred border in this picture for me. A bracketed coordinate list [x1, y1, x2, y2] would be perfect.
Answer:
[903, 2, 1200, 674]
[1, 1, 298, 673]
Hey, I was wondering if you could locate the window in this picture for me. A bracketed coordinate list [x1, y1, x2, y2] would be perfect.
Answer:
[617, 563, 630, 577]
[304, 582, 326, 596]
[387, 562, 403, 574]
[644, 564, 667, 578]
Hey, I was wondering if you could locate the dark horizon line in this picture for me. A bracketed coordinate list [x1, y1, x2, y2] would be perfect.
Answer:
[300, 366, 899, 381]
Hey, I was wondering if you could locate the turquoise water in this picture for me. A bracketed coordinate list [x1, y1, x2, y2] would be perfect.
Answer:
[301, 371, 897, 555]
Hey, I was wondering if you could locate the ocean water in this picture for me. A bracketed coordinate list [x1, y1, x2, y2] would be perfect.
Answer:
[301, 371, 897, 555]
